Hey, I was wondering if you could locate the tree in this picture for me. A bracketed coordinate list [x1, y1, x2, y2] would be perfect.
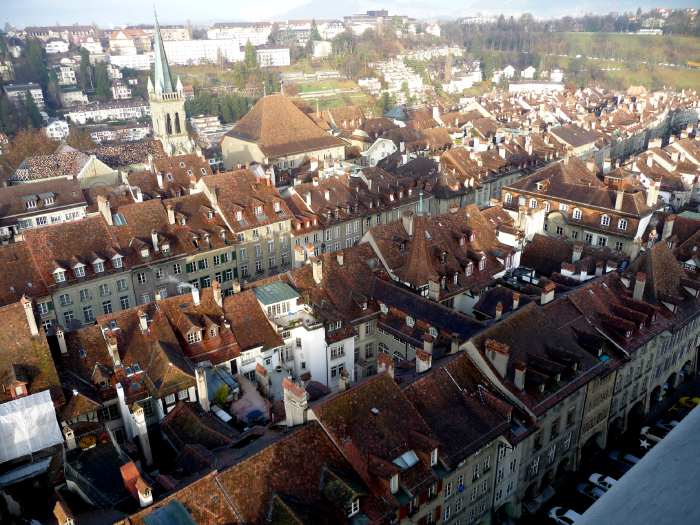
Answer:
[66, 127, 95, 150]
[0, 95, 18, 135]
[94, 63, 110, 101]
[310, 20, 321, 41]
[0, 130, 57, 176]
[244, 41, 257, 69]
[23, 93, 43, 128]
[79, 48, 92, 91]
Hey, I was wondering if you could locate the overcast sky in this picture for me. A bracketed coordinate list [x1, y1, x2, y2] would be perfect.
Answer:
[2, 0, 695, 28]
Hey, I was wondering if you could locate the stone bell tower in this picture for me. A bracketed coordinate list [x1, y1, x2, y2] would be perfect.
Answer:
[148, 9, 194, 156]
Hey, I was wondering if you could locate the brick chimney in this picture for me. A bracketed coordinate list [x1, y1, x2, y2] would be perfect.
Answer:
[633, 272, 646, 301]
[282, 377, 308, 427]
[646, 180, 660, 208]
[662, 215, 675, 240]
[97, 195, 113, 225]
[312, 258, 323, 285]
[56, 327, 68, 354]
[20, 295, 38, 336]
[514, 362, 526, 390]
[212, 280, 222, 308]
[540, 281, 556, 305]
[156, 171, 164, 189]
[615, 189, 624, 211]
[495, 302, 503, 320]
[192, 286, 200, 305]
[416, 336, 433, 374]
[166, 204, 175, 225]
[484, 338, 509, 378]
[106, 333, 121, 366]
[402, 210, 414, 236]
[137, 310, 148, 331]
[377, 351, 395, 378]
[512, 292, 520, 310]
[150, 230, 159, 252]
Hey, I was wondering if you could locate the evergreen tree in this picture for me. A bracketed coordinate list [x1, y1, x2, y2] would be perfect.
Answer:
[94, 63, 110, 101]
[244, 41, 257, 69]
[24, 93, 43, 128]
[0, 95, 18, 135]
[79, 48, 92, 91]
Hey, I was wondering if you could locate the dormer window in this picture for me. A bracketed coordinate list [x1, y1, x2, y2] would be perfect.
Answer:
[479, 258, 486, 271]
[466, 262, 474, 276]
[573, 208, 582, 220]
[430, 448, 438, 466]
[55, 270, 66, 283]
[559, 203, 568, 212]
[44, 195, 54, 205]
[207, 210, 214, 219]
[273, 201, 281, 212]
[209, 327, 217, 338]
[112, 255, 123, 269]
[161, 242, 170, 254]
[618, 218, 628, 230]
[187, 329, 202, 344]
[179, 161, 186, 168]
[429, 327, 438, 338]
[25, 198, 37, 210]
[140, 247, 150, 258]
[187, 169, 193, 176]
[167, 173, 174, 182]
[255, 206, 263, 216]
[235, 210, 243, 221]
[390, 474, 399, 494]
[504, 193, 512, 205]
[406, 316, 414, 327]
[601, 214, 611, 227]
[94, 261, 104, 273]
[178, 216, 186, 226]
[74, 265, 85, 278]
[200, 168, 207, 176]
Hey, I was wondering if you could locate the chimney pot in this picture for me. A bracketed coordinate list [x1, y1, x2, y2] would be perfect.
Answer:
[495, 302, 503, 320]
[512, 292, 520, 310]
[514, 362, 526, 390]
[633, 272, 646, 301]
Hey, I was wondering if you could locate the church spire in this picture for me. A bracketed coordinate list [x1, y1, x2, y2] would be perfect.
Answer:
[152, 7, 175, 94]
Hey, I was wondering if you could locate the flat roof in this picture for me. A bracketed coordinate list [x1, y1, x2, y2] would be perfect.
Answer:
[578, 405, 700, 525]
[253, 281, 300, 306]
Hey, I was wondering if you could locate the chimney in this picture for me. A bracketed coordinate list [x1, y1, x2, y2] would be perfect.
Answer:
[62, 425, 76, 451]
[156, 172, 164, 189]
[377, 351, 395, 378]
[662, 215, 675, 240]
[646, 180, 660, 208]
[514, 362, 526, 390]
[232, 279, 241, 293]
[305, 192, 312, 207]
[646, 156, 653, 168]
[512, 292, 520, 310]
[166, 204, 175, 225]
[20, 295, 38, 336]
[484, 339, 509, 378]
[106, 333, 121, 366]
[56, 327, 68, 354]
[131, 407, 154, 467]
[498, 145, 506, 159]
[282, 377, 308, 427]
[195, 366, 210, 411]
[324, 189, 330, 201]
[595, 260, 604, 277]
[336, 252, 344, 266]
[192, 286, 200, 305]
[212, 280, 222, 308]
[134, 186, 143, 202]
[312, 258, 323, 284]
[402, 211, 414, 236]
[450, 332, 459, 354]
[495, 302, 503, 320]
[540, 281, 556, 305]
[572, 244, 583, 263]
[97, 195, 113, 226]
[138, 310, 148, 331]
[615, 189, 624, 211]
[150, 230, 159, 252]
[53, 499, 75, 525]
[633, 272, 646, 301]
[309, 158, 318, 171]
[416, 335, 433, 374]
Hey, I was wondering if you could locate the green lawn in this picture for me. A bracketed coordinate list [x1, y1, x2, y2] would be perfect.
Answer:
[295, 79, 359, 93]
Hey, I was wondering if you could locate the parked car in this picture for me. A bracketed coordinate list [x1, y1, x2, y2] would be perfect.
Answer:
[677, 396, 700, 408]
[656, 419, 680, 432]
[608, 450, 641, 471]
[548, 507, 582, 525]
[589, 473, 617, 491]
[640, 425, 669, 443]
[576, 482, 606, 502]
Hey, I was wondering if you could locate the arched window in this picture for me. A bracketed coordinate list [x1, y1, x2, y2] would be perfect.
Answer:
[175, 113, 181, 134]
[601, 214, 611, 227]
[165, 113, 172, 135]
[573, 208, 582, 220]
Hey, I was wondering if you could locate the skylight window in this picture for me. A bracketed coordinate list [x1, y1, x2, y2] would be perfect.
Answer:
[393, 450, 419, 470]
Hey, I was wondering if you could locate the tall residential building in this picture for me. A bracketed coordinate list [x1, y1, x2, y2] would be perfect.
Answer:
[147, 11, 194, 156]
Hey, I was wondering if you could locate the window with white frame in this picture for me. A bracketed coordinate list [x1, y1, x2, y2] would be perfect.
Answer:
[187, 330, 202, 344]
[618, 218, 628, 230]
[94, 261, 104, 273]
[573, 208, 582, 220]
[74, 265, 85, 278]
[601, 214, 611, 227]
[390, 474, 399, 493]
[529, 198, 537, 209]
[504, 193, 512, 205]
